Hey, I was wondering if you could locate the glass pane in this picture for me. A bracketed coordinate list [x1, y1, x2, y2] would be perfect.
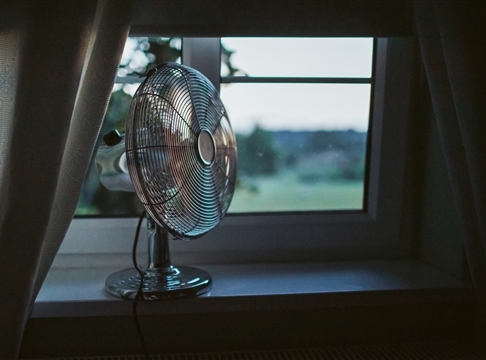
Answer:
[76, 37, 182, 216]
[220, 83, 371, 213]
[76, 88, 142, 216]
[221, 38, 373, 78]
[117, 37, 182, 77]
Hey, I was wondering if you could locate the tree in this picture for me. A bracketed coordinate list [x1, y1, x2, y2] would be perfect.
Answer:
[238, 125, 278, 176]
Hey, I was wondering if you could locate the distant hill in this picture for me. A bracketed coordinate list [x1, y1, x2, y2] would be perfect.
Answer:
[271, 129, 367, 154]
[236, 128, 368, 180]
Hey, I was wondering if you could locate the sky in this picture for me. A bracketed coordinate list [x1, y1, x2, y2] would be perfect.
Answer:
[118, 37, 374, 134]
[220, 38, 373, 134]
[221, 82, 371, 134]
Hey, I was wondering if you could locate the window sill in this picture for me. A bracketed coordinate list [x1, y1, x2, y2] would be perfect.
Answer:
[33, 258, 473, 318]
[24, 258, 476, 358]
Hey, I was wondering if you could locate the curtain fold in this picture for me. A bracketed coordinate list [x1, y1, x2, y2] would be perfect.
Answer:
[0, 1, 132, 358]
[32, 0, 133, 300]
[413, 0, 486, 341]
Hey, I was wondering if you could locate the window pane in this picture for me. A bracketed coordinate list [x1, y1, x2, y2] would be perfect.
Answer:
[220, 83, 371, 213]
[221, 38, 373, 78]
[76, 36, 182, 216]
[117, 37, 182, 77]
[76, 88, 142, 216]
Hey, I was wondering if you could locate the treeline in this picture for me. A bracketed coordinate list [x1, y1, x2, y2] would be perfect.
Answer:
[237, 126, 368, 182]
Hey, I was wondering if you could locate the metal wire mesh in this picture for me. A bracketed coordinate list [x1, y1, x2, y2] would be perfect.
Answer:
[125, 63, 236, 239]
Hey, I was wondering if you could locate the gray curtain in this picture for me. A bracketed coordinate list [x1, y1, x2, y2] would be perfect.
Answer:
[414, 0, 486, 341]
[0, 1, 132, 358]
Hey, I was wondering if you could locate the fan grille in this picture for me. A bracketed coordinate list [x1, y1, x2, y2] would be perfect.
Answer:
[126, 63, 237, 239]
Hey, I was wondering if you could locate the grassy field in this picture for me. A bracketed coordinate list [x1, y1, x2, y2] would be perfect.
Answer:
[75, 172, 364, 216]
[228, 173, 364, 213]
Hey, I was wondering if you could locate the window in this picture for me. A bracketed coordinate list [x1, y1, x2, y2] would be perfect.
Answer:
[77, 37, 373, 215]
[61, 37, 416, 264]
[219, 37, 372, 213]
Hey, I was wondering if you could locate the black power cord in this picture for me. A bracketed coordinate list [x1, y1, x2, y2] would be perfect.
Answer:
[132, 210, 151, 360]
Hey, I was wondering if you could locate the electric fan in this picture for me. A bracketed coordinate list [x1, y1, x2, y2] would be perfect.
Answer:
[99, 63, 237, 300]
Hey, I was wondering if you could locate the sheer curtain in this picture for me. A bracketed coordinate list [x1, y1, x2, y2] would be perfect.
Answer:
[0, 1, 132, 358]
[414, 0, 486, 342]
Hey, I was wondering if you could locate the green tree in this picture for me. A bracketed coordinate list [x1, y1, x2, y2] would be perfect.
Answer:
[238, 125, 278, 176]
[119, 37, 181, 76]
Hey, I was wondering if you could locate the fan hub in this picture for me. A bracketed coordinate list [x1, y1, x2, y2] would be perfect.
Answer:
[197, 130, 216, 165]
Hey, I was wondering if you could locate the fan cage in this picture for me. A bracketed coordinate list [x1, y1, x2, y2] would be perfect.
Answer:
[125, 63, 237, 239]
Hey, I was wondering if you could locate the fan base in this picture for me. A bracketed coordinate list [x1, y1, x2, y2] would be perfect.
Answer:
[105, 266, 212, 300]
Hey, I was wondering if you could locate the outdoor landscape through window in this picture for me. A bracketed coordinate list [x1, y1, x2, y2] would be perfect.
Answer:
[75, 37, 373, 215]
[221, 37, 373, 212]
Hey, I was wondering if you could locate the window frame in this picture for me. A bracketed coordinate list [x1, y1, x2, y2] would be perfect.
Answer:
[58, 36, 416, 265]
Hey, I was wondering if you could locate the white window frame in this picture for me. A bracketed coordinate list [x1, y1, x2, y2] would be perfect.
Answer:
[57, 36, 416, 266]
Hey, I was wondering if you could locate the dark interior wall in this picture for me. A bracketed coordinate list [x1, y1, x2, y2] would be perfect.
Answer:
[21, 296, 476, 358]
[130, 1, 415, 37]
[410, 80, 465, 279]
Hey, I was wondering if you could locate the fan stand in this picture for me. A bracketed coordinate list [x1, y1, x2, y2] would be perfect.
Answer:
[105, 215, 212, 300]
